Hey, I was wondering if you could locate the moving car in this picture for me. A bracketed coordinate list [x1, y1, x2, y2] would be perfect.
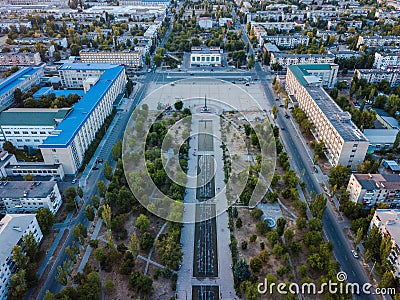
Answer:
[72, 179, 77, 184]
[351, 250, 359, 259]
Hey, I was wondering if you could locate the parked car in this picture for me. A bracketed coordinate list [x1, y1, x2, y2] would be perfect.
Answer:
[72, 179, 77, 184]
[351, 250, 359, 259]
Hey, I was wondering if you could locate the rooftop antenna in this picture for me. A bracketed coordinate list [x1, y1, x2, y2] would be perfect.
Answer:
[201, 94, 210, 113]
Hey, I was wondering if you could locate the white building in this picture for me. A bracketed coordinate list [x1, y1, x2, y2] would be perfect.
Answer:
[0, 214, 43, 300]
[0, 181, 62, 214]
[374, 52, 400, 69]
[58, 63, 119, 89]
[251, 21, 304, 32]
[40, 64, 127, 174]
[370, 209, 400, 277]
[198, 17, 213, 29]
[0, 52, 41, 66]
[348, 174, 400, 207]
[0, 20, 32, 32]
[259, 35, 309, 49]
[0, 67, 43, 112]
[363, 129, 399, 152]
[357, 35, 400, 49]
[79, 49, 143, 68]
[355, 68, 400, 87]
[270, 53, 335, 68]
[0, 108, 70, 149]
[190, 50, 221, 67]
[327, 20, 362, 30]
[286, 64, 369, 168]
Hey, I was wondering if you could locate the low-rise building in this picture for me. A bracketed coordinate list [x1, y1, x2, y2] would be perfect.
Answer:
[0, 180, 62, 214]
[355, 68, 400, 87]
[0, 108, 70, 149]
[270, 53, 335, 68]
[363, 129, 399, 152]
[370, 209, 400, 277]
[0, 214, 43, 299]
[374, 52, 400, 69]
[0, 67, 43, 112]
[327, 20, 363, 30]
[40, 64, 126, 174]
[0, 20, 32, 32]
[190, 48, 221, 67]
[252, 21, 304, 32]
[79, 49, 143, 68]
[286, 64, 369, 168]
[198, 17, 213, 29]
[0, 52, 42, 66]
[218, 17, 232, 27]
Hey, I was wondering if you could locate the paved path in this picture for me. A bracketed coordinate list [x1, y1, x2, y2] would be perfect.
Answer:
[144, 222, 167, 275]
[77, 219, 103, 273]
[137, 255, 176, 272]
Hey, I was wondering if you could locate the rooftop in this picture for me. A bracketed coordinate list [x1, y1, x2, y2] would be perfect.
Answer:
[0, 181, 56, 199]
[58, 63, 120, 71]
[40, 65, 124, 148]
[364, 129, 399, 144]
[289, 64, 367, 142]
[0, 67, 42, 97]
[0, 214, 38, 264]
[354, 173, 400, 190]
[0, 108, 70, 127]
[374, 209, 400, 247]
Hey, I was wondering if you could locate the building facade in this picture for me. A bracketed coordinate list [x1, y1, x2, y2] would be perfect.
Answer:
[286, 64, 369, 168]
[40, 64, 126, 174]
[259, 35, 309, 49]
[357, 35, 400, 49]
[0, 214, 43, 299]
[0, 52, 42, 66]
[79, 49, 143, 68]
[355, 68, 400, 87]
[370, 209, 400, 277]
[0, 181, 62, 214]
[0, 108, 70, 149]
[0, 67, 43, 111]
[373, 52, 400, 69]
[190, 50, 222, 67]
[270, 53, 335, 68]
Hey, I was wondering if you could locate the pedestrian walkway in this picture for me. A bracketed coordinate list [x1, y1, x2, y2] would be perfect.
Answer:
[77, 219, 103, 273]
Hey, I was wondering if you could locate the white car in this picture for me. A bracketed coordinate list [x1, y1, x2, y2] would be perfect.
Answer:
[351, 250, 359, 259]
[72, 179, 77, 184]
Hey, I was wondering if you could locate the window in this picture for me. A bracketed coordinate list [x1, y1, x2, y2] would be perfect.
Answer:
[22, 131, 28, 134]
[14, 131, 20, 134]
[25, 139, 30, 142]
[216, 57, 220, 61]
[31, 131, 37, 134]
[4, 131, 11, 134]
[52, 149, 56, 152]
[16, 139, 22, 142]
[40, 131, 45, 134]
[34, 139, 40, 142]
[192, 56, 195, 61]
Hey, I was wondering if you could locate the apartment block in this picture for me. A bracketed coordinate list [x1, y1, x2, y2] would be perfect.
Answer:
[0, 20, 32, 32]
[0, 181, 62, 214]
[0, 52, 42, 66]
[348, 174, 400, 207]
[374, 52, 400, 69]
[270, 53, 335, 68]
[286, 64, 369, 168]
[357, 35, 400, 49]
[79, 49, 143, 68]
[355, 68, 400, 87]
[370, 209, 400, 277]
[259, 35, 309, 49]
[0, 214, 43, 299]
[190, 48, 221, 67]
[40, 64, 127, 174]
[0, 67, 44, 111]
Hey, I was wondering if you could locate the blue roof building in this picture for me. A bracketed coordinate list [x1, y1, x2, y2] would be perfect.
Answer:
[0, 67, 43, 111]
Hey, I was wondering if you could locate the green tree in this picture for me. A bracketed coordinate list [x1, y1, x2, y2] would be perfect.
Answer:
[140, 232, 155, 250]
[84, 205, 95, 221]
[73, 223, 87, 245]
[104, 280, 115, 295]
[272, 105, 278, 120]
[112, 140, 122, 161]
[328, 164, 351, 189]
[103, 161, 113, 181]
[65, 186, 77, 200]
[135, 214, 150, 232]
[22, 232, 39, 261]
[12, 245, 28, 269]
[8, 269, 27, 298]
[310, 194, 327, 219]
[97, 180, 107, 197]
[267, 230, 279, 246]
[276, 217, 286, 236]
[13, 88, 23, 106]
[102, 204, 112, 230]
[130, 234, 139, 256]
[233, 259, 250, 282]
[36, 208, 56, 234]
[249, 257, 263, 273]
[174, 100, 183, 110]
[236, 217, 243, 228]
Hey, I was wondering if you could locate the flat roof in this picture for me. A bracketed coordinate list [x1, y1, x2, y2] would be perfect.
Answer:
[0, 214, 38, 263]
[289, 64, 367, 142]
[0, 108, 70, 126]
[58, 63, 120, 71]
[0, 181, 56, 199]
[364, 129, 399, 144]
[40, 65, 124, 148]
[33, 87, 85, 99]
[374, 209, 400, 246]
[0, 67, 41, 97]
